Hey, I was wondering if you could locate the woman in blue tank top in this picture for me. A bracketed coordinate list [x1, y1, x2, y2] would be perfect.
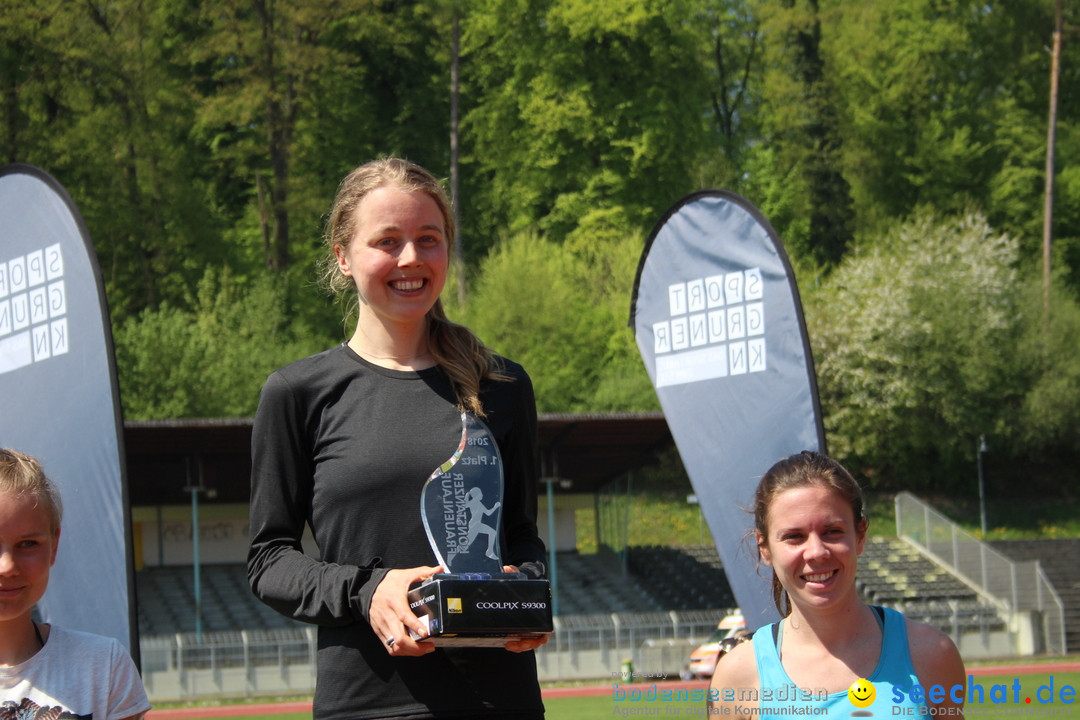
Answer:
[708, 452, 965, 718]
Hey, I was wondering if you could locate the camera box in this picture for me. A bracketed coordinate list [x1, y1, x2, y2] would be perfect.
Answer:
[407, 575, 553, 647]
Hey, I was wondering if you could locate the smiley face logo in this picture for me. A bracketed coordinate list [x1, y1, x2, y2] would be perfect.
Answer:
[848, 678, 876, 708]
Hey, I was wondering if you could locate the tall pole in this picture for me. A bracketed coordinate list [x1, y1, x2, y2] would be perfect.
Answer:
[185, 455, 205, 642]
[977, 436, 988, 537]
[191, 482, 202, 641]
[546, 477, 558, 617]
[1043, 0, 1062, 326]
[450, 8, 465, 305]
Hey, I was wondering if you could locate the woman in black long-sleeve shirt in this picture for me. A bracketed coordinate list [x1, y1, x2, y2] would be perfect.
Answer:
[248, 158, 548, 720]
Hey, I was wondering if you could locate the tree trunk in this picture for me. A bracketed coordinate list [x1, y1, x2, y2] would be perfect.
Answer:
[1043, 0, 1062, 324]
[450, 10, 465, 304]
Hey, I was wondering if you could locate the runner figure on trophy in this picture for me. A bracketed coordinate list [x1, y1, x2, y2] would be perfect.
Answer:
[465, 487, 501, 561]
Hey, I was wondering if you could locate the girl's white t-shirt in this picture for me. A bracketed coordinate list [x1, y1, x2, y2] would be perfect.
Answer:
[0, 625, 151, 720]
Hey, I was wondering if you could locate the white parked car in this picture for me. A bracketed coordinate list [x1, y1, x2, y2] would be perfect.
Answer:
[684, 610, 748, 680]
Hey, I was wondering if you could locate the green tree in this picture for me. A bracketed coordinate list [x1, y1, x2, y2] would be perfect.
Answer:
[805, 210, 1080, 490]
[186, 0, 455, 339]
[699, 0, 763, 189]
[825, 0, 1071, 254]
[566, 228, 658, 412]
[188, 0, 378, 275]
[114, 268, 325, 419]
[753, 0, 853, 266]
[1015, 280, 1080, 456]
[457, 229, 656, 414]
[460, 232, 610, 412]
[460, 0, 713, 250]
[0, 0, 223, 319]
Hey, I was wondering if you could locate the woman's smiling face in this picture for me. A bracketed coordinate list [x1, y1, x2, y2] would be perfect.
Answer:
[335, 184, 449, 330]
[758, 482, 867, 613]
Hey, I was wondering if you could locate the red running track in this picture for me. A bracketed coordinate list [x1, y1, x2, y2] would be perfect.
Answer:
[147, 661, 1080, 719]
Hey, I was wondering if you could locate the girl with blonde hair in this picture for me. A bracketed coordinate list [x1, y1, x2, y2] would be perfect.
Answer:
[0, 449, 150, 720]
[249, 158, 547, 719]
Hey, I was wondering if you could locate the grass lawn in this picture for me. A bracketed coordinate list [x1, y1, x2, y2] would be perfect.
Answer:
[545, 672, 1080, 718]
[150, 670, 1080, 719]
[574, 490, 1080, 553]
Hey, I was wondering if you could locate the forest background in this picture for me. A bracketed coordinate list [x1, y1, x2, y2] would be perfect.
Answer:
[2, 0, 1079, 500]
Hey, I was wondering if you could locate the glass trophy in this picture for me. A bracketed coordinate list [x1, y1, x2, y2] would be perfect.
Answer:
[407, 413, 553, 646]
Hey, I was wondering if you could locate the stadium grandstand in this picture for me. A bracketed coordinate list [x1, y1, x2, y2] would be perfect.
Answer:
[122, 416, 1078, 701]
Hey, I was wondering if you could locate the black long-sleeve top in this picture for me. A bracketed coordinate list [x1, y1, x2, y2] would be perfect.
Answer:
[248, 344, 546, 719]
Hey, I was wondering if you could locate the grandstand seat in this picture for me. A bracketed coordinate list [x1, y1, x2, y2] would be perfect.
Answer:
[137, 564, 307, 637]
[625, 545, 735, 611]
[857, 537, 1005, 636]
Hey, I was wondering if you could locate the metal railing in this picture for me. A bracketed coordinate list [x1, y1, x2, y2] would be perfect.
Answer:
[895, 492, 1066, 655]
[138, 608, 730, 702]
[546, 609, 726, 652]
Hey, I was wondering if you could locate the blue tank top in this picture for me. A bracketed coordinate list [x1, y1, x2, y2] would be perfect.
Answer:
[751, 606, 927, 718]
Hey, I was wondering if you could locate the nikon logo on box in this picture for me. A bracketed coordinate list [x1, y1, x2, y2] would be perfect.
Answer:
[407, 576, 552, 647]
